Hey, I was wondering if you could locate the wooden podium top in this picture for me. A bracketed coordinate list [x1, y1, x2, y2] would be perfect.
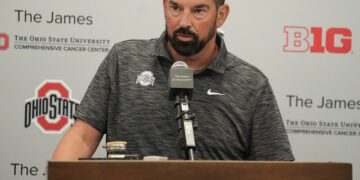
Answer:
[48, 160, 352, 180]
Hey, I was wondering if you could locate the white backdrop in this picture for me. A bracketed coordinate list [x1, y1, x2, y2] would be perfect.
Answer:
[1, 0, 359, 179]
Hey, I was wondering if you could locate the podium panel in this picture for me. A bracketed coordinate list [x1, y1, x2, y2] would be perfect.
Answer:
[48, 160, 352, 180]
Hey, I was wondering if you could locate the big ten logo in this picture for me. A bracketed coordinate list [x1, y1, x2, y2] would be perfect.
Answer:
[284, 26, 352, 54]
[24, 80, 80, 134]
[0, 33, 9, 50]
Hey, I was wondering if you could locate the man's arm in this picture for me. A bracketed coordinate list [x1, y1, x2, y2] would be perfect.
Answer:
[52, 119, 102, 160]
[248, 80, 294, 161]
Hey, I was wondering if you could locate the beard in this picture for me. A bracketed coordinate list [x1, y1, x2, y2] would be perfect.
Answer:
[166, 23, 217, 57]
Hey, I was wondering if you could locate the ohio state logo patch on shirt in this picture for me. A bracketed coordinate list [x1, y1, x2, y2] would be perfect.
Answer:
[136, 71, 155, 87]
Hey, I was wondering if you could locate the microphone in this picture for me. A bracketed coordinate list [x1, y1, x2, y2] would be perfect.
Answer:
[168, 61, 196, 160]
[168, 61, 194, 101]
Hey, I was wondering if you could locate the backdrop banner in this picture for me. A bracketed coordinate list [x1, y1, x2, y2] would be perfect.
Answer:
[1, 0, 359, 179]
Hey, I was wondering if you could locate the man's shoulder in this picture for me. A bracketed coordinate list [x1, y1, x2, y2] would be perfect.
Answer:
[100, 37, 162, 72]
[111, 38, 158, 52]
[103, 37, 160, 65]
[225, 52, 268, 82]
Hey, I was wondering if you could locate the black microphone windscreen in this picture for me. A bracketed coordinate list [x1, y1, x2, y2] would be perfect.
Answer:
[168, 61, 194, 101]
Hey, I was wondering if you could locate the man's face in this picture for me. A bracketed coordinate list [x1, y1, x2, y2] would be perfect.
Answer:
[164, 0, 219, 57]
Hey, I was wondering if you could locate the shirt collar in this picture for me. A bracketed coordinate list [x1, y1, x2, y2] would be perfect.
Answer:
[154, 31, 228, 74]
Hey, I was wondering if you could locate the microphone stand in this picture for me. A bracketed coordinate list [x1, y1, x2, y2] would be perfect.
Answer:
[175, 92, 196, 160]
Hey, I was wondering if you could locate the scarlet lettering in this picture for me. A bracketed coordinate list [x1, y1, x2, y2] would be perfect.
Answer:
[284, 26, 309, 52]
[326, 28, 352, 53]
[284, 26, 352, 54]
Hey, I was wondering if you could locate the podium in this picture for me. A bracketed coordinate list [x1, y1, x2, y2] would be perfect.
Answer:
[48, 160, 352, 180]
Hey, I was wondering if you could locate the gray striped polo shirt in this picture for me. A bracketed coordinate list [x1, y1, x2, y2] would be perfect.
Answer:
[74, 32, 294, 160]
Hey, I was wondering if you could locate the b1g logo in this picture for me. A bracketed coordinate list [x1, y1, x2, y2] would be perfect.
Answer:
[24, 80, 80, 134]
[0, 33, 9, 50]
[284, 26, 352, 54]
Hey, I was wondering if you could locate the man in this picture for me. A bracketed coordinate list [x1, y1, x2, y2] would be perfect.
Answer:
[53, 0, 294, 160]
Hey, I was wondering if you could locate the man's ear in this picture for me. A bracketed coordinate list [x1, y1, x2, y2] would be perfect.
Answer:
[163, 0, 168, 20]
[216, 4, 230, 28]
[163, 0, 169, 11]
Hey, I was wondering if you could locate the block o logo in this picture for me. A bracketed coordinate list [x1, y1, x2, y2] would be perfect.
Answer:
[24, 80, 80, 134]
[284, 26, 352, 54]
[0, 33, 9, 50]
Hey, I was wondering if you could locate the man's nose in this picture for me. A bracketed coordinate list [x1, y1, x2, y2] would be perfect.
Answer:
[178, 10, 193, 29]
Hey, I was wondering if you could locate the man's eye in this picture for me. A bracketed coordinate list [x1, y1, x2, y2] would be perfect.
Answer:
[194, 9, 205, 14]
[170, 5, 180, 12]
[193, 8, 207, 17]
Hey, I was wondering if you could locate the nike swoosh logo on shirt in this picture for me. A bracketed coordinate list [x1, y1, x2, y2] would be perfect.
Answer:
[207, 89, 226, 96]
